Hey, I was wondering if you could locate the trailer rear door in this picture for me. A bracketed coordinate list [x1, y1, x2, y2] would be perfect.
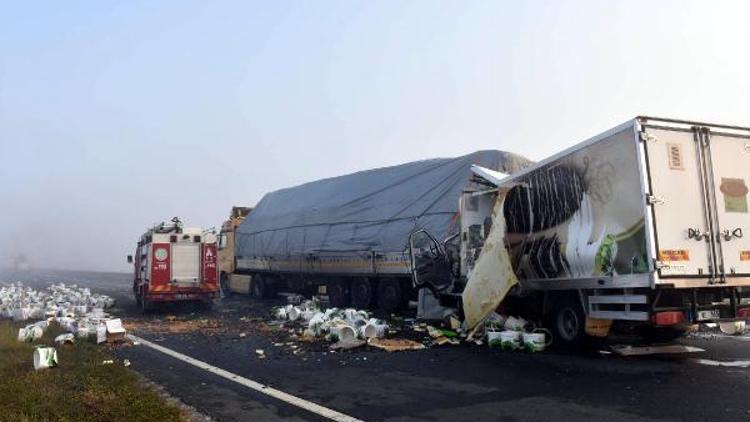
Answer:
[643, 127, 714, 278]
[706, 132, 750, 277]
[643, 121, 750, 283]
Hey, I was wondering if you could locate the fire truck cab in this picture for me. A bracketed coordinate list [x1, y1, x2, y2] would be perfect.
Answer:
[128, 217, 219, 311]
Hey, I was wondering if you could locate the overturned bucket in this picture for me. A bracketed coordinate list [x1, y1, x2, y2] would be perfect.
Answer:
[329, 323, 358, 343]
[33, 347, 58, 370]
[361, 319, 387, 338]
[499, 330, 521, 350]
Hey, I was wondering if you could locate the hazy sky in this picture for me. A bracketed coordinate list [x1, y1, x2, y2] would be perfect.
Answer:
[2, 1, 749, 272]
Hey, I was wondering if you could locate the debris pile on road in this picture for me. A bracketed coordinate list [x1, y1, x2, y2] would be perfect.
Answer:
[273, 299, 392, 349]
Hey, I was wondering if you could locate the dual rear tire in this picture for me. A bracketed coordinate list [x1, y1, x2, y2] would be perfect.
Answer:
[327, 278, 407, 312]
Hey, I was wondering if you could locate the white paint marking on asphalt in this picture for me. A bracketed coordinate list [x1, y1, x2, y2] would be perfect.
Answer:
[127, 334, 364, 422]
[694, 358, 750, 368]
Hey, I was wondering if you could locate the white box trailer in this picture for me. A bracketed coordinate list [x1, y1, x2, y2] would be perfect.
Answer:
[410, 116, 750, 346]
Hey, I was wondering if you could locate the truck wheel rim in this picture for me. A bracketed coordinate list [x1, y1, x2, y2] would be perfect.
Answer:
[558, 308, 579, 341]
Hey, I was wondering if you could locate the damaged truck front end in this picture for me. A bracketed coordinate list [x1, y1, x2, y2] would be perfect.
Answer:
[410, 116, 750, 347]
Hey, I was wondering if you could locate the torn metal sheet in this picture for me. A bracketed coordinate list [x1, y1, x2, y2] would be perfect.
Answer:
[471, 164, 509, 186]
[461, 191, 518, 330]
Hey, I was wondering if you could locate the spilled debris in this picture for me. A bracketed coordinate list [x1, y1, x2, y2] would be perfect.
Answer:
[368, 338, 425, 352]
[1, 282, 124, 369]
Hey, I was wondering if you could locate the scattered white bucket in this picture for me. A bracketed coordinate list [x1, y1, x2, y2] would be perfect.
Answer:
[504, 316, 527, 331]
[33, 347, 58, 370]
[287, 306, 301, 321]
[487, 331, 503, 348]
[719, 320, 746, 336]
[499, 330, 521, 350]
[300, 310, 315, 322]
[54, 333, 75, 345]
[275, 308, 288, 319]
[18, 325, 44, 342]
[329, 323, 358, 343]
[96, 323, 107, 344]
[522, 330, 552, 352]
[361, 319, 387, 338]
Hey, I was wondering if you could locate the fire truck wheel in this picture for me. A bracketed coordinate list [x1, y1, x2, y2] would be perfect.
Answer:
[377, 278, 403, 312]
[220, 273, 232, 298]
[327, 279, 350, 308]
[140, 296, 153, 313]
[350, 278, 375, 309]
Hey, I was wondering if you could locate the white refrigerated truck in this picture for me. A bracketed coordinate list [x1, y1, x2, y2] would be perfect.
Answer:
[411, 116, 750, 346]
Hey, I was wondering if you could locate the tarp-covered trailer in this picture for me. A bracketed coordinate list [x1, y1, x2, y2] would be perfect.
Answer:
[234, 150, 533, 311]
[410, 116, 750, 347]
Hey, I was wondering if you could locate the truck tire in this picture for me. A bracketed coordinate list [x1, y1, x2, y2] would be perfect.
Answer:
[252, 275, 276, 299]
[328, 279, 350, 308]
[220, 273, 232, 298]
[377, 278, 403, 312]
[547, 293, 587, 349]
[133, 286, 142, 307]
[140, 292, 153, 313]
[350, 278, 375, 309]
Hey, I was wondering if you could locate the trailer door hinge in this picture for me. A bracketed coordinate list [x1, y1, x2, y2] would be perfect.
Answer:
[647, 195, 665, 205]
[640, 132, 657, 143]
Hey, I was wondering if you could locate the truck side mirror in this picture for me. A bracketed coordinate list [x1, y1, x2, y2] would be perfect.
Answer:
[127, 255, 133, 264]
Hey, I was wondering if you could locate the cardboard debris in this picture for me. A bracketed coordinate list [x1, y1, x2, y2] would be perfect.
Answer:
[435, 336, 460, 346]
[368, 338, 425, 352]
[105, 318, 127, 343]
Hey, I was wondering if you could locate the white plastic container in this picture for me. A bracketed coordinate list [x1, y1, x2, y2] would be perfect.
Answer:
[96, 323, 107, 344]
[287, 306, 301, 321]
[487, 331, 503, 348]
[522, 332, 546, 352]
[33, 347, 58, 370]
[361, 319, 387, 338]
[329, 323, 358, 343]
[18, 325, 44, 342]
[499, 330, 521, 350]
[503, 316, 527, 331]
[54, 333, 75, 345]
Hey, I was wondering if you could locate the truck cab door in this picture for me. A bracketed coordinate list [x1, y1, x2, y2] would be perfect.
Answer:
[408, 229, 453, 293]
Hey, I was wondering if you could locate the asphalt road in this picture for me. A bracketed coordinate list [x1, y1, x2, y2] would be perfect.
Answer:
[3, 269, 750, 422]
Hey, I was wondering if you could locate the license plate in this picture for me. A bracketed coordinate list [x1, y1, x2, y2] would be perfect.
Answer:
[697, 309, 720, 321]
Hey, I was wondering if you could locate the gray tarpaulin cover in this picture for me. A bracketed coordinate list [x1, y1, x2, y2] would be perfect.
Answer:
[236, 150, 532, 257]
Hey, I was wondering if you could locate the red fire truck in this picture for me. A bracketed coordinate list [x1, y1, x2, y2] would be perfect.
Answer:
[127, 217, 219, 311]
